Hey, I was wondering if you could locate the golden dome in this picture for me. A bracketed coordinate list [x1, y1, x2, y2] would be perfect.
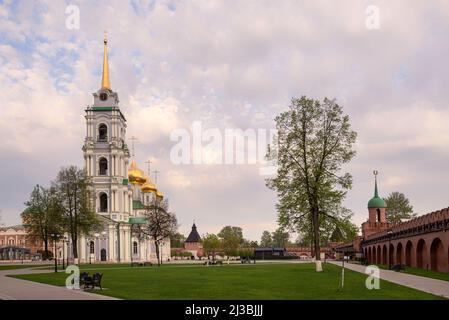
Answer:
[156, 189, 164, 200]
[141, 176, 157, 193]
[128, 160, 146, 185]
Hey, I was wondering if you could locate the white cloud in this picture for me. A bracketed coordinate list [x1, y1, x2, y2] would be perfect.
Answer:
[1, 1, 449, 240]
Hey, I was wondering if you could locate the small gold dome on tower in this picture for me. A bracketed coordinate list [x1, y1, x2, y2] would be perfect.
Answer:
[141, 176, 157, 193]
[128, 160, 146, 185]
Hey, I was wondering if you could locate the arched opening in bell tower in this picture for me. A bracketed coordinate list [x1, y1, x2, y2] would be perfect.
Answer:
[99, 157, 108, 175]
[98, 124, 108, 141]
[99, 193, 108, 212]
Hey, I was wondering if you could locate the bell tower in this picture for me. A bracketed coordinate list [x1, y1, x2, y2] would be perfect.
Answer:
[82, 33, 133, 224]
[362, 170, 390, 239]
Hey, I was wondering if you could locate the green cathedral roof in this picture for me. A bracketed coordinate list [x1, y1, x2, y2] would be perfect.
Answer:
[367, 177, 387, 208]
[133, 200, 145, 210]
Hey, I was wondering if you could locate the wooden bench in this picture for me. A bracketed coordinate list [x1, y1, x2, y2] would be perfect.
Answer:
[241, 258, 252, 264]
[83, 272, 103, 290]
[79, 272, 89, 287]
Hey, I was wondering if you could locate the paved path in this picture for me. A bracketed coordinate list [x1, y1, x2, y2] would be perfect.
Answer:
[0, 267, 118, 300]
[329, 261, 449, 299]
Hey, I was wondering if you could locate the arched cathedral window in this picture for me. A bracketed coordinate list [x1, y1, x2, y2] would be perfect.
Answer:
[98, 124, 108, 141]
[133, 241, 138, 254]
[99, 193, 108, 212]
[99, 157, 108, 175]
[90, 241, 95, 254]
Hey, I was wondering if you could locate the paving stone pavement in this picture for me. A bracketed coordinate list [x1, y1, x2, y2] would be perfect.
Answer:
[329, 260, 449, 299]
[0, 267, 118, 300]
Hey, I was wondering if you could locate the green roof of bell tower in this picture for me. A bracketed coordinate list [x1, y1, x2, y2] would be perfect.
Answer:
[367, 172, 387, 208]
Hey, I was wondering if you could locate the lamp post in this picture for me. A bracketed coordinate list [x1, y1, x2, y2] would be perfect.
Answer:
[66, 238, 70, 267]
[341, 249, 346, 289]
[101, 231, 107, 262]
[88, 239, 93, 265]
[62, 236, 65, 270]
[387, 230, 393, 270]
[160, 241, 165, 265]
[50, 233, 60, 273]
[253, 244, 256, 264]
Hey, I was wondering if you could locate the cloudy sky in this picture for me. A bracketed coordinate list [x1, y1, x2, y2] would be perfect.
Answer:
[1, 0, 449, 241]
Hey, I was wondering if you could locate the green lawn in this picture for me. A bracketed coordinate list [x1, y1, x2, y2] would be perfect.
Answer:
[11, 262, 444, 300]
[373, 263, 449, 282]
[0, 264, 48, 271]
[38, 262, 206, 271]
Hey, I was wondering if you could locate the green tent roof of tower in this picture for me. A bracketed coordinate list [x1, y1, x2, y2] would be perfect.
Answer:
[367, 177, 387, 208]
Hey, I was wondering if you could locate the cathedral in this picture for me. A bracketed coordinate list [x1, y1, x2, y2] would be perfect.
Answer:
[71, 36, 171, 263]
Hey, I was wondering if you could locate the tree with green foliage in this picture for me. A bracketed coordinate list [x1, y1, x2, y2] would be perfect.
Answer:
[54, 166, 103, 262]
[266, 96, 357, 272]
[384, 192, 416, 224]
[260, 230, 272, 247]
[218, 226, 244, 258]
[218, 226, 244, 244]
[271, 228, 290, 247]
[202, 233, 221, 262]
[21, 185, 64, 260]
[170, 232, 186, 248]
[249, 240, 259, 248]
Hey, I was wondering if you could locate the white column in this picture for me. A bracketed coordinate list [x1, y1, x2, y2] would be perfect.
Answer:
[108, 226, 115, 262]
[124, 227, 129, 262]
[80, 236, 86, 263]
[111, 155, 115, 176]
[124, 191, 128, 213]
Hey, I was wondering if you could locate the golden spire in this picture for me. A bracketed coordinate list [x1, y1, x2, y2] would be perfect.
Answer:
[101, 31, 111, 90]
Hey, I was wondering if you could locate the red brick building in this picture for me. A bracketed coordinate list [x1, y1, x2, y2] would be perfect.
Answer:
[184, 223, 203, 259]
[335, 173, 449, 273]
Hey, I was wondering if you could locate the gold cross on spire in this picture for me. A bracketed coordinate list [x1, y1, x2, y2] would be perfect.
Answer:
[101, 31, 111, 90]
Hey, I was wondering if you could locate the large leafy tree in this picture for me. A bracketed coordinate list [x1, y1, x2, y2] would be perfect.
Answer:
[260, 230, 273, 247]
[267, 96, 357, 271]
[384, 192, 416, 224]
[141, 199, 178, 266]
[21, 185, 64, 260]
[170, 232, 186, 248]
[218, 226, 243, 258]
[54, 166, 102, 262]
[271, 227, 290, 247]
[218, 226, 244, 244]
[202, 233, 221, 262]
